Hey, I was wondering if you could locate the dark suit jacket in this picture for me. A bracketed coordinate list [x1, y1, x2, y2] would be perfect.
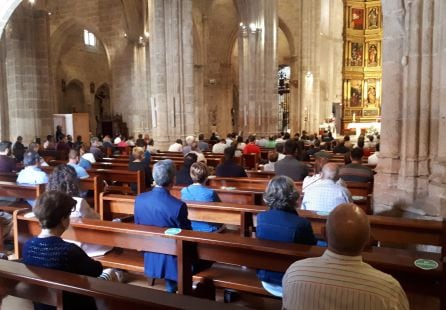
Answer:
[134, 187, 191, 281]
[215, 160, 247, 177]
[275, 155, 309, 181]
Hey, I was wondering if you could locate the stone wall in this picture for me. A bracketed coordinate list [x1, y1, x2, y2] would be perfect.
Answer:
[376, 0, 446, 216]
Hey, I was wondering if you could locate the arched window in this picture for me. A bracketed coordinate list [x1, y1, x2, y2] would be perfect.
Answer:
[83, 29, 96, 47]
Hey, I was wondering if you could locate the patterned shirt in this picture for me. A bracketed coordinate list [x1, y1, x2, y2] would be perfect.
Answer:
[283, 250, 409, 310]
[301, 179, 351, 212]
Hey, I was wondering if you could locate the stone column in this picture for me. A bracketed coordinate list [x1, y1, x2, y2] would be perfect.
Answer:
[236, 0, 277, 136]
[3, 5, 51, 142]
[376, 0, 446, 216]
[149, 0, 194, 148]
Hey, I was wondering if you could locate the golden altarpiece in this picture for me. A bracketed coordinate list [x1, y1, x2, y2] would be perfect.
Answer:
[342, 0, 382, 134]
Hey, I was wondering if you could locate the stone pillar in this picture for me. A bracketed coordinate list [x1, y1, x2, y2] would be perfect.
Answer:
[300, 0, 321, 134]
[375, 0, 446, 216]
[3, 5, 51, 142]
[149, 0, 194, 148]
[236, 0, 277, 136]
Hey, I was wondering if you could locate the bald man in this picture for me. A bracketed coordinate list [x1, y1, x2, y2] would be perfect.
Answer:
[301, 163, 351, 212]
[282, 203, 409, 310]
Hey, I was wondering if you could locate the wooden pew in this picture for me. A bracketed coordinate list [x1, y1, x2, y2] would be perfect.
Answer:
[0, 182, 44, 203]
[0, 172, 18, 183]
[298, 209, 445, 247]
[246, 170, 275, 179]
[0, 182, 44, 250]
[0, 260, 236, 310]
[99, 193, 267, 236]
[88, 169, 145, 194]
[79, 175, 105, 213]
[171, 185, 259, 205]
[14, 213, 445, 306]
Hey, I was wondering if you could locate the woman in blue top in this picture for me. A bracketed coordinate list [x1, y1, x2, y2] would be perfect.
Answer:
[181, 162, 223, 232]
[256, 175, 317, 297]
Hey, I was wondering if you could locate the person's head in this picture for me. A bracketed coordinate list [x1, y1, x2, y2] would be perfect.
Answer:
[68, 149, 80, 163]
[76, 135, 82, 142]
[357, 139, 364, 148]
[132, 147, 145, 161]
[103, 135, 111, 143]
[176, 139, 183, 145]
[343, 135, 350, 142]
[314, 139, 321, 147]
[138, 133, 143, 139]
[59, 134, 66, 142]
[185, 135, 195, 146]
[326, 203, 370, 256]
[91, 137, 99, 146]
[46, 135, 53, 142]
[198, 134, 205, 141]
[23, 151, 40, 166]
[153, 159, 176, 187]
[248, 135, 256, 143]
[56, 125, 62, 131]
[263, 176, 299, 212]
[224, 146, 236, 160]
[190, 162, 209, 184]
[148, 138, 154, 146]
[267, 151, 279, 163]
[313, 151, 332, 173]
[190, 141, 199, 151]
[283, 132, 291, 140]
[67, 135, 72, 142]
[283, 139, 297, 155]
[237, 136, 243, 144]
[350, 147, 364, 162]
[0, 141, 11, 155]
[16, 136, 23, 142]
[47, 164, 81, 197]
[34, 191, 76, 231]
[219, 138, 226, 144]
[321, 163, 340, 181]
[183, 152, 198, 167]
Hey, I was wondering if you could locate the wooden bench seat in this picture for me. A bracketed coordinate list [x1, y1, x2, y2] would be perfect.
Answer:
[14, 212, 445, 307]
[100, 193, 267, 236]
[0, 260, 236, 309]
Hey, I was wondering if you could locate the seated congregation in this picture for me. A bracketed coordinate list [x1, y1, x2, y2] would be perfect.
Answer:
[0, 130, 439, 310]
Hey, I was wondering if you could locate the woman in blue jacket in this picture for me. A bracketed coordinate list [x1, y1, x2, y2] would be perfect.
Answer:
[256, 175, 317, 297]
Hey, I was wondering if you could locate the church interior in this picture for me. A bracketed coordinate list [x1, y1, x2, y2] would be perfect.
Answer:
[0, 0, 445, 308]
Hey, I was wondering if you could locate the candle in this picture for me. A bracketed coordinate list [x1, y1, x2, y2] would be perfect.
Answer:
[353, 112, 356, 122]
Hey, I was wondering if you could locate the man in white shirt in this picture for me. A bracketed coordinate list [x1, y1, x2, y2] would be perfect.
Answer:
[368, 143, 380, 165]
[212, 139, 228, 154]
[168, 139, 183, 152]
[301, 163, 351, 212]
[283, 203, 409, 310]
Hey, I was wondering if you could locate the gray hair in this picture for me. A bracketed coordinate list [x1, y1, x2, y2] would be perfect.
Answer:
[153, 159, 176, 187]
[321, 163, 339, 180]
[263, 176, 299, 211]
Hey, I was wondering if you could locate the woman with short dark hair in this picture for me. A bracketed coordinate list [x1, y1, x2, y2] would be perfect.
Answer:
[22, 191, 104, 309]
[256, 176, 316, 297]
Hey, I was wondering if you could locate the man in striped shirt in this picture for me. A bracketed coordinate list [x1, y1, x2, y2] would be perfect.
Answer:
[282, 203, 409, 310]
